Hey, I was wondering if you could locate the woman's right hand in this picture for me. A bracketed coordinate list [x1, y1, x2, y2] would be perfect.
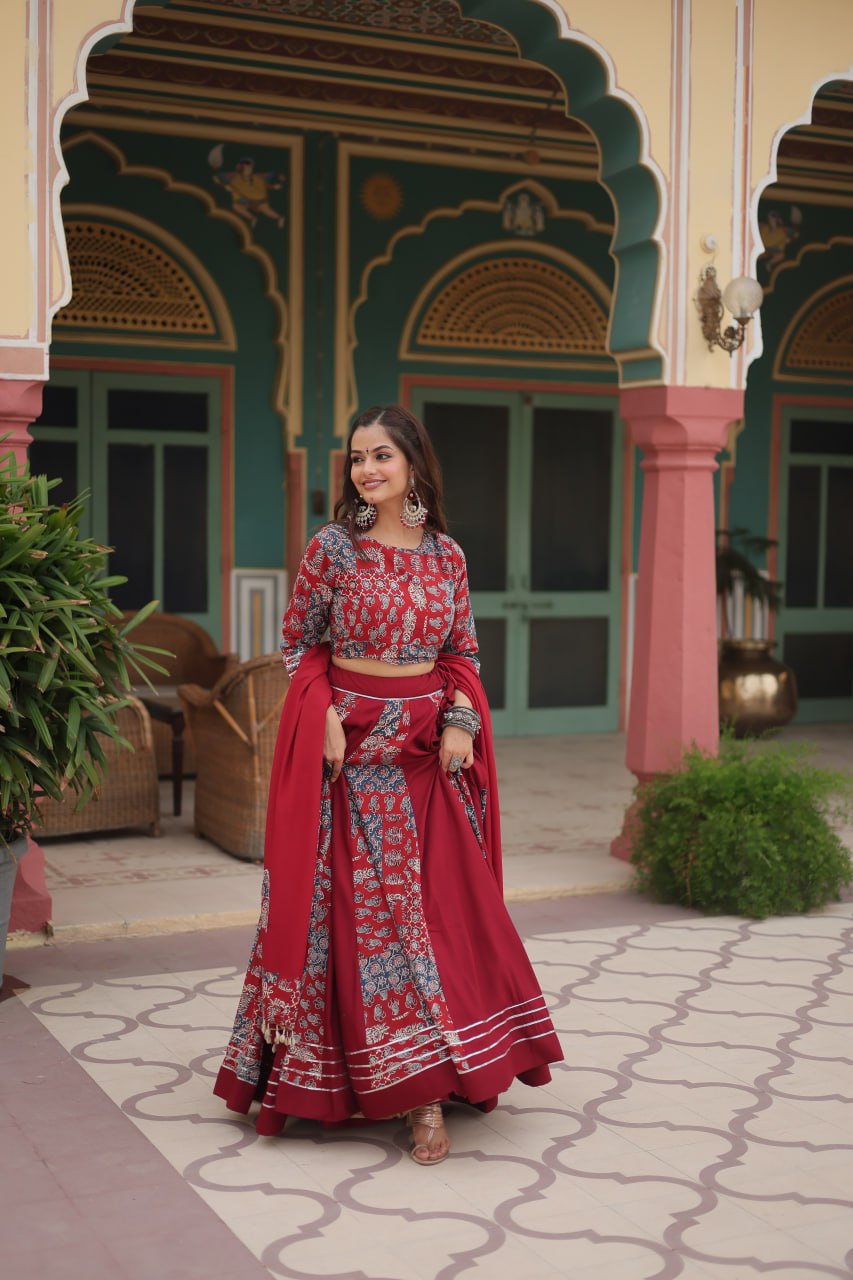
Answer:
[324, 704, 346, 783]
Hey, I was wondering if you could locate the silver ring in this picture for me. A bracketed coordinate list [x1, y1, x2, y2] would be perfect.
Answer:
[449, 755, 463, 773]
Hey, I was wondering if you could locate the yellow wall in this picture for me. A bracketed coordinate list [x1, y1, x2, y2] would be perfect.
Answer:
[51, 0, 129, 109]
[0, 0, 131, 357]
[0, 1, 32, 339]
[550, 0, 673, 183]
[752, 0, 853, 192]
[1, 0, 852, 385]
[686, 3, 740, 387]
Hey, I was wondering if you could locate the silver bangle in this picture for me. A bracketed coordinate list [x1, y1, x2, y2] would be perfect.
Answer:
[442, 706, 481, 738]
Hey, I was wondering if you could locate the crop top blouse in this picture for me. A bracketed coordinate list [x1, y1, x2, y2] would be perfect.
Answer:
[279, 523, 479, 675]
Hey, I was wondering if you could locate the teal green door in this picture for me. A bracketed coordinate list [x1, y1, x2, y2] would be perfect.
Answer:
[417, 389, 623, 734]
[30, 369, 222, 643]
[776, 408, 853, 723]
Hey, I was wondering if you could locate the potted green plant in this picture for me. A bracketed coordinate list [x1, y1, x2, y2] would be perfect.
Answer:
[0, 455, 164, 976]
[716, 527, 797, 735]
[630, 733, 852, 918]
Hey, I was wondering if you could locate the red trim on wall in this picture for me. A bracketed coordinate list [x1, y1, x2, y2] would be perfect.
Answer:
[400, 374, 631, 728]
[619, 422, 634, 732]
[48, 356, 234, 646]
[285, 450, 305, 591]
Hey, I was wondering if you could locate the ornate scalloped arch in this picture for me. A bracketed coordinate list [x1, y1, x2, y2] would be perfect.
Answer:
[52, 0, 665, 385]
[749, 64, 853, 375]
[457, 0, 665, 379]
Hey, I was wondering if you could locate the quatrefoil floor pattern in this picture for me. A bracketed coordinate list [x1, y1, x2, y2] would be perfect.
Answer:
[5, 895, 853, 1279]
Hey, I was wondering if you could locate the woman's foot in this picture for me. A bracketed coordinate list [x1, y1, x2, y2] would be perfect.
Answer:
[407, 1102, 450, 1165]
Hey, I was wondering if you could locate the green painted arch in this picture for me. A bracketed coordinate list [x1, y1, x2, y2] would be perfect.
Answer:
[52, 130, 288, 569]
[351, 181, 619, 408]
[458, 0, 664, 380]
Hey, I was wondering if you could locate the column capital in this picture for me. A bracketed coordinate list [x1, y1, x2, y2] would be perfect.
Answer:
[0, 377, 45, 464]
[619, 385, 744, 459]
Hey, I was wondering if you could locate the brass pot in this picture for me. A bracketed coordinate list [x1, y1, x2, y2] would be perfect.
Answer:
[718, 639, 798, 736]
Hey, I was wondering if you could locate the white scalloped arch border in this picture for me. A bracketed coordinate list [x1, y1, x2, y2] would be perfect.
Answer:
[746, 61, 853, 375]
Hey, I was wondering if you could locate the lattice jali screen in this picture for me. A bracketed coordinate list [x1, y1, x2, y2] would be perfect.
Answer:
[787, 289, 853, 373]
[414, 257, 608, 355]
[56, 221, 216, 336]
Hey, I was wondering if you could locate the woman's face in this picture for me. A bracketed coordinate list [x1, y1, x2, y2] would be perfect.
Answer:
[350, 423, 411, 511]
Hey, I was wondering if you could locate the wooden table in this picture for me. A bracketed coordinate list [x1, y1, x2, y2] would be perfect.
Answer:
[133, 686, 186, 817]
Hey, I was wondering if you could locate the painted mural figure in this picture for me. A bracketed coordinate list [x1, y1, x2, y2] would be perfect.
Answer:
[502, 190, 545, 236]
[209, 147, 285, 228]
[758, 205, 802, 269]
[214, 405, 563, 1165]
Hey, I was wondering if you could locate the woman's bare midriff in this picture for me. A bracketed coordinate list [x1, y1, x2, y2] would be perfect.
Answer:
[331, 655, 435, 678]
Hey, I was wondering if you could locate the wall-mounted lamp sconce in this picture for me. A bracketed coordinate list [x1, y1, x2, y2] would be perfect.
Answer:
[696, 266, 764, 353]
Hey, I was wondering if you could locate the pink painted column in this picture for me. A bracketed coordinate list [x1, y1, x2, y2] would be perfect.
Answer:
[612, 385, 743, 859]
[0, 377, 53, 933]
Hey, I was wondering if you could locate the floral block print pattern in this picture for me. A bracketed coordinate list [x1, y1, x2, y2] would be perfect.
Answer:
[279, 524, 480, 674]
[215, 677, 561, 1131]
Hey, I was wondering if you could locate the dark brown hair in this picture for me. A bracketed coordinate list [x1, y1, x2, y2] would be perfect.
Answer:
[333, 404, 447, 546]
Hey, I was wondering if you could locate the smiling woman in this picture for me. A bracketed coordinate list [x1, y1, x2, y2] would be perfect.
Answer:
[213, 404, 563, 1166]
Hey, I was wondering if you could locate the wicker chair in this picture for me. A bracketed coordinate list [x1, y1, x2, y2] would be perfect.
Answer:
[178, 655, 289, 862]
[33, 698, 161, 838]
[123, 610, 239, 777]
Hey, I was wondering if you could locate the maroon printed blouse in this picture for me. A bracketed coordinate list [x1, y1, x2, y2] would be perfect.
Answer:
[280, 523, 479, 675]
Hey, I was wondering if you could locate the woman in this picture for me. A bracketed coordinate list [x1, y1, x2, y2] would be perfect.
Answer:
[214, 404, 563, 1165]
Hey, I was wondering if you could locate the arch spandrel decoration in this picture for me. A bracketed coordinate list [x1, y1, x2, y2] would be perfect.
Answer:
[775, 274, 853, 381]
[55, 220, 217, 338]
[413, 256, 608, 357]
[787, 289, 853, 374]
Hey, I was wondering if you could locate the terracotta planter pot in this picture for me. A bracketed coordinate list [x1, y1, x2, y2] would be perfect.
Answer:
[718, 639, 798, 737]
[0, 836, 29, 980]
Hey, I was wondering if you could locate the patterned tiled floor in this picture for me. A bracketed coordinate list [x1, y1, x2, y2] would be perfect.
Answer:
[5, 894, 853, 1279]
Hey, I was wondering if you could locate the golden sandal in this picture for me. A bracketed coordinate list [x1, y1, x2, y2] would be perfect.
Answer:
[407, 1102, 450, 1166]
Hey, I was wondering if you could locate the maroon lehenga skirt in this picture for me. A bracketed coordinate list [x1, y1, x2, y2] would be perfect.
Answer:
[214, 666, 563, 1135]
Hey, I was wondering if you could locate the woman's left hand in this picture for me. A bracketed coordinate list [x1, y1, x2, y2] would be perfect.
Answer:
[439, 725, 474, 775]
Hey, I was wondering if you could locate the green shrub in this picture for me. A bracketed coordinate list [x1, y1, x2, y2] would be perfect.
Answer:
[0, 456, 165, 846]
[630, 735, 852, 918]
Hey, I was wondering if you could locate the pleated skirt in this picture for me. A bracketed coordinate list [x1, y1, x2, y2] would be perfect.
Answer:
[214, 665, 563, 1135]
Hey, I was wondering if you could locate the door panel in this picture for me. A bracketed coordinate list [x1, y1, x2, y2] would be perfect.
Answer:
[425, 400, 510, 591]
[527, 616, 609, 708]
[777, 410, 853, 722]
[163, 444, 210, 614]
[418, 388, 622, 735]
[107, 441, 156, 609]
[31, 369, 222, 642]
[28, 371, 92, 521]
[530, 406, 612, 592]
[784, 464, 820, 607]
[423, 393, 517, 732]
[475, 617, 508, 711]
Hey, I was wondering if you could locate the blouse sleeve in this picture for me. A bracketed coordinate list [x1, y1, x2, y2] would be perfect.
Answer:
[280, 533, 335, 676]
[441, 547, 480, 674]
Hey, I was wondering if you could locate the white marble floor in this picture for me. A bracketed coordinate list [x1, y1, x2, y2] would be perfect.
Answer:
[8, 898, 853, 1279]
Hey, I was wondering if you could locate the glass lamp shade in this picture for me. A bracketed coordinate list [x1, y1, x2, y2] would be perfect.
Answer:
[722, 275, 764, 321]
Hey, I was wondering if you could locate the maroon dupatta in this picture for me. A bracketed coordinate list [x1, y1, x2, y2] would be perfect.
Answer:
[259, 643, 501, 1037]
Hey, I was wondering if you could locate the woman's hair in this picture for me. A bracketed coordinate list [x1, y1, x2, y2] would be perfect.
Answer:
[333, 404, 448, 545]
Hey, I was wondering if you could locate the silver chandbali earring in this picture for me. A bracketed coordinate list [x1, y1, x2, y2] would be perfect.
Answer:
[353, 493, 377, 530]
[400, 479, 428, 529]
